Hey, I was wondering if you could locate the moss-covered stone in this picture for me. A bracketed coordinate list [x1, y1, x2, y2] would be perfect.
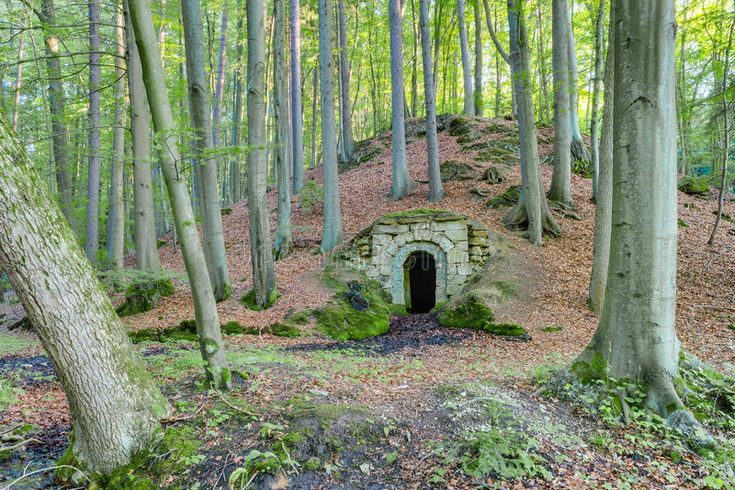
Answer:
[486, 185, 521, 208]
[440, 160, 478, 181]
[437, 292, 527, 337]
[314, 270, 400, 341]
[269, 321, 301, 338]
[116, 278, 174, 317]
[678, 176, 710, 197]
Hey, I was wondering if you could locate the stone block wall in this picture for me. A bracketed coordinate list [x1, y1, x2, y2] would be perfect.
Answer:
[341, 210, 494, 305]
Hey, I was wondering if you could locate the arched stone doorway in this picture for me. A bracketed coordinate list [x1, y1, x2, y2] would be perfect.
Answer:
[390, 241, 447, 307]
[403, 251, 436, 313]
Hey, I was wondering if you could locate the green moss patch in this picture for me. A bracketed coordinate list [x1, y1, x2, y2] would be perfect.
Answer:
[116, 278, 174, 317]
[241, 287, 280, 311]
[486, 185, 521, 209]
[314, 269, 403, 341]
[678, 176, 710, 197]
[437, 293, 526, 338]
[297, 180, 324, 214]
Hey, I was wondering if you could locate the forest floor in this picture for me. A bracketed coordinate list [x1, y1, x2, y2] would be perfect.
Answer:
[0, 116, 734, 489]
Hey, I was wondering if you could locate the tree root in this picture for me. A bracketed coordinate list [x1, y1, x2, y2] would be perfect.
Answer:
[503, 200, 561, 238]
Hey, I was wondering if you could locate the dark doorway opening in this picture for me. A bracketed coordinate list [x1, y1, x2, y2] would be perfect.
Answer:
[404, 251, 436, 313]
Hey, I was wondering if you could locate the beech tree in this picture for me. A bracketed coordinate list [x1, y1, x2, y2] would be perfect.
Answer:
[247, 0, 278, 302]
[319, 0, 343, 251]
[274, 0, 292, 258]
[577, 0, 710, 439]
[588, 0, 614, 314]
[24, 0, 76, 229]
[504, 0, 560, 245]
[105, 2, 126, 269]
[547, 0, 573, 207]
[388, 0, 414, 200]
[290, 0, 304, 193]
[457, 0, 474, 116]
[181, 0, 232, 301]
[588, 0, 605, 202]
[129, 0, 231, 389]
[0, 117, 169, 475]
[337, 0, 354, 162]
[84, 0, 101, 266]
[419, 0, 443, 203]
[474, 0, 483, 116]
[125, 0, 161, 273]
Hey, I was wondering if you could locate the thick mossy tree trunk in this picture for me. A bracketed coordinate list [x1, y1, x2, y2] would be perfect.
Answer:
[547, 0, 573, 207]
[0, 118, 169, 476]
[105, 1, 126, 269]
[419, 0, 444, 203]
[577, 0, 698, 424]
[388, 0, 415, 200]
[181, 0, 232, 301]
[504, 0, 560, 245]
[457, 0, 474, 116]
[319, 0, 344, 252]
[247, 0, 278, 303]
[290, 0, 304, 193]
[588, 1, 614, 314]
[125, 1, 161, 273]
[129, 0, 231, 389]
[274, 0, 292, 258]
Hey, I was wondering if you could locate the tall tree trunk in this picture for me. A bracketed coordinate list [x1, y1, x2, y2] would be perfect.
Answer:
[504, 0, 560, 245]
[125, 1, 161, 273]
[677, 6, 690, 176]
[212, 5, 228, 149]
[319, 0, 343, 251]
[567, 11, 589, 162]
[389, 0, 415, 200]
[129, 0, 231, 389]
[588, 0, 614, 314]
[231, 0, 245, 202]
[0, 118, 169, 476]
[181, 0, 232, 301]
[708, 6, 734, 246]
[290, 0, 305, 193]
[419, 0, 444, 203]
[577, 0, 704, 430]
[274, 0, 292, 258]
[85, 0, 102, 266]
[536, 0, 550, 123]
[12, 25, 24, 133]
[588, 0, 605, 202]
[474, 0, 484, 116]
[311, 65, 319, 168]
[105, 2, 127, 269]
[547, 0, 573, 207]
[410, 0, 419, 118]
[247, 0, 279, 302]
[36, 0, 75, 230]
[337, 1, 354, 161]
[458, 0, 475, 116]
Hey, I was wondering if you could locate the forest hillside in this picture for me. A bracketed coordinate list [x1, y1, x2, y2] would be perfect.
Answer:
[2, 117, 734, 488]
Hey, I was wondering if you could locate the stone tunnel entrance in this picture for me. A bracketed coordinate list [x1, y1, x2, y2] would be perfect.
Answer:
[404, 251, 436, 313]
[340, 209, 496, 308]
